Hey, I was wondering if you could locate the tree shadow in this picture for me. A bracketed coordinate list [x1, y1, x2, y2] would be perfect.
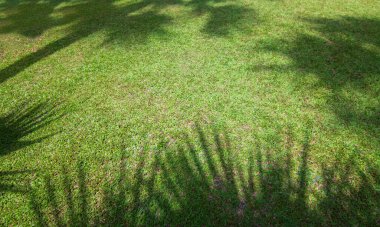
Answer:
[0, 100, 62, 216]
[0, 0, 255, 84]
[319, 152, 380, 225]
[187, 0, 255, 36]
[258, 16, 380, 138]
[28, 123, 380, 225]
[0, 0, 68, 37]
[28, 161, 89, 226]
[0, 101, 63, 156]
[202, 4, 254, 36]
[0, 169, 33, 194]
[0, 0, 173, 84]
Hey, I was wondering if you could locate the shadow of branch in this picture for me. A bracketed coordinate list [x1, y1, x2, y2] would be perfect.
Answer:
[0, 101, 64, 156]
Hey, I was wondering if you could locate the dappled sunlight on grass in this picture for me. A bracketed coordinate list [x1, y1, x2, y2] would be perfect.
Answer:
[26, 124, 380, 225]
[0, 0, 256, 83]
[0, 0, 379, 225]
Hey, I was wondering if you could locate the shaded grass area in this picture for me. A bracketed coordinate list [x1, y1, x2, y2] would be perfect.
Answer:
[0, 169, 32, 193]
[258, 16, 380, 138]
[26, 125, 380, 225]
[0, 0, 254, 83]
[0, 101, 62, 156]
[0, 0, 379, 225]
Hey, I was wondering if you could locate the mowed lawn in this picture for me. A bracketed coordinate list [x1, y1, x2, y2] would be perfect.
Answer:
[0, 0, 379, 225]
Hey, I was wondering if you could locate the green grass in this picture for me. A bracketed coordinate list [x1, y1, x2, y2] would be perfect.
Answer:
[0, 0, 379, 225]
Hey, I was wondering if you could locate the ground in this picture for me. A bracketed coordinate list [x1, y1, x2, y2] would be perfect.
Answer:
[0, 0, 379, 225]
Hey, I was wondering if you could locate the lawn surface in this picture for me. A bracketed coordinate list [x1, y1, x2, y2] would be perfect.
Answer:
[0, 0, 379, 225]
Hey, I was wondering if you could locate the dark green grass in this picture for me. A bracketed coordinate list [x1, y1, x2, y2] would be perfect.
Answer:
[0, 0, 379, 225]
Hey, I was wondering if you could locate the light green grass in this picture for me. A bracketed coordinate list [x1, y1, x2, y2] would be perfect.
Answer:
[0, 0, 379, 225]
